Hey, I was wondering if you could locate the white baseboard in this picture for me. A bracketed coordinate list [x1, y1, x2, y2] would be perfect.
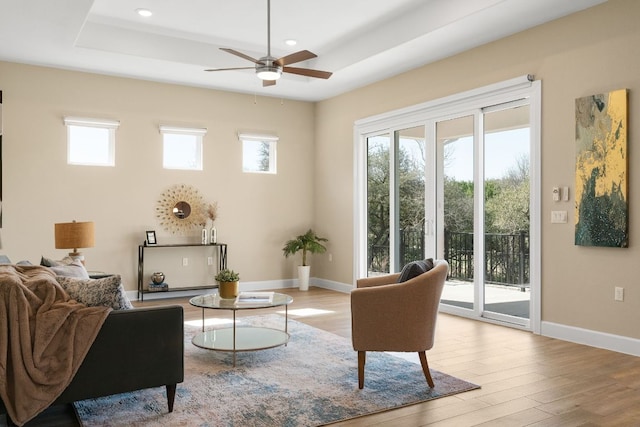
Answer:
[311, 278, 352, 293]
[127, 278, 348, 301]
[541, 321, 640, 357]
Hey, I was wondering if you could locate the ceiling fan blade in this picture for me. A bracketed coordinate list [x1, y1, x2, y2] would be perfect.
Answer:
[263, 79, 277, 87]
[283, 66, 332, 79]
[205, 67, 254, 72]
[220, 48, 263, 64]
[276, 50, 317, 66]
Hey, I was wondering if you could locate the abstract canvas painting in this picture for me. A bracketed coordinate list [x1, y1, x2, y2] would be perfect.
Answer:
[575, 89, 628, 247]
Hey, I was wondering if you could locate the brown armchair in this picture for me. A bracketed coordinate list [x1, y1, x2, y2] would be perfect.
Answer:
[350, 259, 449, 389]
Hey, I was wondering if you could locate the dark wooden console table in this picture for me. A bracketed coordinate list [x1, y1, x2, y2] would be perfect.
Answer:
[137, 243, 228, 301]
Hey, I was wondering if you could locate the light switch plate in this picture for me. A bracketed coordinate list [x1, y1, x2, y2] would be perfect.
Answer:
[551, 211, 568, 223]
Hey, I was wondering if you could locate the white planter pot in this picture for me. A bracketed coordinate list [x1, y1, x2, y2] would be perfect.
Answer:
[298, 265, 311, 291]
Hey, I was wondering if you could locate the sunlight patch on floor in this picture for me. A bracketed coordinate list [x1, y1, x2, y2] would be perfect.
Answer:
[386, 352, 420, 365]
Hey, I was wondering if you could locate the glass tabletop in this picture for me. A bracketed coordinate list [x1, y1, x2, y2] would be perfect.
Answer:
[189, 292, 293, 310]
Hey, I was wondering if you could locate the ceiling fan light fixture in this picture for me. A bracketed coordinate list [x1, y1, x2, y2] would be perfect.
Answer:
[256, 65, 282, 81]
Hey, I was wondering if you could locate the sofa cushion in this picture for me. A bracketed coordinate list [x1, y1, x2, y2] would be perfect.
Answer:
[397, 258, 435, 283]
[0, 255, 11, 264]
[56, 275, 133, 310]
[42, 256, 90, 279]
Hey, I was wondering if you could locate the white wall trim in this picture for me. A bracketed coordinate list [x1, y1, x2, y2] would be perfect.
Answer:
[541, 321, 640, 357]
[312, 278, 353, 294]
[128, 277, 352, 301]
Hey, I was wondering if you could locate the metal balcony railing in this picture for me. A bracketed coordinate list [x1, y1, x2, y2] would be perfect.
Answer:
[368, 228, 530, 290]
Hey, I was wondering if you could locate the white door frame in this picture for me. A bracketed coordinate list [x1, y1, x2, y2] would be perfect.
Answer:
[354, 75, 541, 333]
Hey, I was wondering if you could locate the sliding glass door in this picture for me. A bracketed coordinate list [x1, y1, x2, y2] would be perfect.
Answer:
[366, 126, 426, 276]
[482, 103, 531, 323]
[356, 75, 540, 331]
[434, 103, 531, 327]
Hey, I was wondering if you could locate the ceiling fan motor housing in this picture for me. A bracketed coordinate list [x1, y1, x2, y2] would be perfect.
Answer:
[256, 56, 282, 80]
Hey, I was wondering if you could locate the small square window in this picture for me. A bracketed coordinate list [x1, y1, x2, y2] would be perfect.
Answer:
[64, 117, 119, 166]
[239, 133, 278, 174]
[160, 126, 206, 170]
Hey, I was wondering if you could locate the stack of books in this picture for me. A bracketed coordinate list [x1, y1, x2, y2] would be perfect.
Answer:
[148, 282, 169, 292]
[235, 291, 275, 304]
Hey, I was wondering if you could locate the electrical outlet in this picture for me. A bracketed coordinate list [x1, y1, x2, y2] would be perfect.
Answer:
[207, 256, 213, 266]
[615, 286, 624, 302]
[182, 257, 188, 267]
[328, 253, 333, 262]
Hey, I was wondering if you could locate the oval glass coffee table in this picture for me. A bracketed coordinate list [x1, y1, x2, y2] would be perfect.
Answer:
[189, 292, 293, 366]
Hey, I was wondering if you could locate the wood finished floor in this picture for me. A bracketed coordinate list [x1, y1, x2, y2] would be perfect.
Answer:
[142, 287, 640, 426]
[14, 287, 640, 426]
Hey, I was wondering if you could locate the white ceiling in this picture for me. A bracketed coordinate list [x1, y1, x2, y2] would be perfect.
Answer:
[0, 0, 606, 101]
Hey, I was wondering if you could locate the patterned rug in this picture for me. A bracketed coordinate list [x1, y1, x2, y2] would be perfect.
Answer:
[75, 315, 479, 426]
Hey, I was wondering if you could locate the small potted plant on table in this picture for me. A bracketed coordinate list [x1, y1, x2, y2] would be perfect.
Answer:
[215, 269, 240, 299]
[282, 229, 328, 291]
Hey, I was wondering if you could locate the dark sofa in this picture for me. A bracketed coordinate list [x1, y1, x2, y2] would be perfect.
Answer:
[1, 305, 184, 424]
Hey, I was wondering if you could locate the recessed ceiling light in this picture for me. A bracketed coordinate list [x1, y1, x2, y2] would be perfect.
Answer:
[136, 8, 153, 17]
[285, 39, 297, 46]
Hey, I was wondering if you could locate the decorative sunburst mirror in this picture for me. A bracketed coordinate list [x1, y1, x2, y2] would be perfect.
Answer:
[156, 184, 206, 234]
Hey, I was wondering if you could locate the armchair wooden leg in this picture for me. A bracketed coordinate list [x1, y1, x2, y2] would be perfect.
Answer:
[418, 351, 435, 388]
[358, 351, 366, 389]
[166, 384, 177, 412]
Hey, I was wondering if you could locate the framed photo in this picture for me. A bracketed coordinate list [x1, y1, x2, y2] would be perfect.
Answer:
[146, 230, 157, 245]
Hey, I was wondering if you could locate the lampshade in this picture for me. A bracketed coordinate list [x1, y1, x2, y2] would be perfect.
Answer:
[54, 221, 95, 264]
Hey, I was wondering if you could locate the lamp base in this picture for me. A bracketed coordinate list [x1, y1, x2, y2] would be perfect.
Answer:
[68, 251, 85, 265]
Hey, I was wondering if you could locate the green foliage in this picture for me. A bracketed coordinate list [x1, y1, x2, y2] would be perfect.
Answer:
[366, 136, 531, 266]
[282, 229, 328, 266]
[367, 141, 426, 253]
[215, 269, 240, 282]
[444, 155, 530, 233]
[443, 177, 474, 231]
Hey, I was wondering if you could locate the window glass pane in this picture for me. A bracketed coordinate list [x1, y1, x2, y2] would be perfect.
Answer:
[396, 127, 426, 269]
[439, 115, 475, 311]
[483, 105, 531, 319]
[163, 133, 202, 170]
[68, 125, 112, 166]
[243, 140, 275, 173]
[367, 134, 391, 275]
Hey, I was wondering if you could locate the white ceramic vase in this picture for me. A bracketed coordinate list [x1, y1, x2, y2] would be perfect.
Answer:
[298, 265, 310, 291]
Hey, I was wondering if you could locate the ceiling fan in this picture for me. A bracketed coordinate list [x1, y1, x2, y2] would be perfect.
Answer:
[205, 0, 332, 86]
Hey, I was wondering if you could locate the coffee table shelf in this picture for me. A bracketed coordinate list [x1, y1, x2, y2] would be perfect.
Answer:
[192, 327, 289, 351]
[189, 292, 293, 366]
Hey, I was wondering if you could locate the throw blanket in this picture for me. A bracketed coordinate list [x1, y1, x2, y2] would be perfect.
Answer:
[0, 265, 111, 426]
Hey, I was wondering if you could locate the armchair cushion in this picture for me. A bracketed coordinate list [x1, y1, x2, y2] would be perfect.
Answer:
[397, 258, 434, 283]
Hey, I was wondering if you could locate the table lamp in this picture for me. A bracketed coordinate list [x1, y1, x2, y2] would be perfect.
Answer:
[54, 220, 95, 265]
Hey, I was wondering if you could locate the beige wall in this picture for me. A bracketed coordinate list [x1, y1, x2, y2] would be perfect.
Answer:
[314, 0, 640, 339]
[1, 0, 639, 342]
[0, 62, 316, 290]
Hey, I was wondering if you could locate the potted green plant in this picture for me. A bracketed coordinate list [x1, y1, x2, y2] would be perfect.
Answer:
[215, 269, 240, 299]
[282, 229, 328, 291]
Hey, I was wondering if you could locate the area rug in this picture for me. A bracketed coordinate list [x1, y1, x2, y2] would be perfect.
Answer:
[75, 315, 479, 426]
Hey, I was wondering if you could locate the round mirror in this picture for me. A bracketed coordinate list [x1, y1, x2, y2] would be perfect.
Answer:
[156, 184, 205, 235]
[172, 201, 191, 219]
